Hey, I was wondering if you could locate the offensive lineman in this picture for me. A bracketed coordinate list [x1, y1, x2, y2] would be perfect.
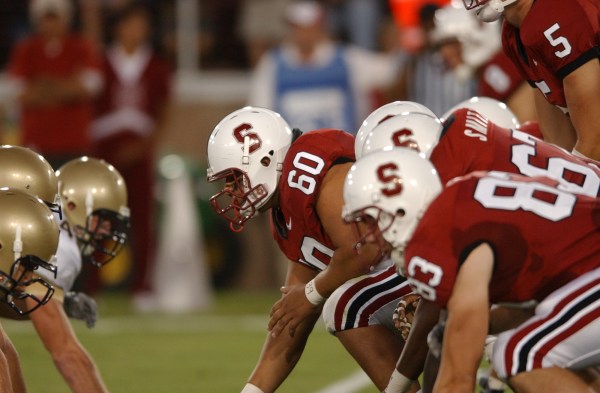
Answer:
[207, 107, 417, 392]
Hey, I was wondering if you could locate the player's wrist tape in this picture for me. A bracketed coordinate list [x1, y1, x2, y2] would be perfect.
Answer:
[384, 370, 413, 393]
[241, 383, 265, 393]
[305, 279, 326, 305]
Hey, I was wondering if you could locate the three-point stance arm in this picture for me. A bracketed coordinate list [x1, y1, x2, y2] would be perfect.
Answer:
[247, 261, 320, 393]
[26, 297, 109, 393]
[434, 243, 494, 393]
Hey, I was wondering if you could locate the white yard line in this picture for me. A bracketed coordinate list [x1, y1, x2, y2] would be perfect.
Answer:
[314, 369, 372, 393]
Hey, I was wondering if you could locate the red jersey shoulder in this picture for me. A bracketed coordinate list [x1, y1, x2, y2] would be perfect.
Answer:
[520, 0, 600, 77]
[432, 108, 497, 184]
[271, 129, 355, 269]
[406, 172, 600, 307]
[479, 51, 525, 101]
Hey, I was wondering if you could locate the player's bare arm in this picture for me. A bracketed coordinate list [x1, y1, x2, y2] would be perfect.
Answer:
[249, 261, 320, 393]
[434, 243, 493, 393]
[392, 299, 442, 390]
[0, 325, 25, 393]
[533, 88, 577, 149]
[564, 59, 600, 161]
[268, 162, 378, 338]
[26, 297, 109, 393]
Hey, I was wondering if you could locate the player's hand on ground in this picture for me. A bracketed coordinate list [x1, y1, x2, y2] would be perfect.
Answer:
[63, 291, 98, 328]
[393, 293, 421, 341]
[427, 320, 445, 359]
[268, 284, 320, 338]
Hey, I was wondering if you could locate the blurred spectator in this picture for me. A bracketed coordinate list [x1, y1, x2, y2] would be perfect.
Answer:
[385, 2, 495, 116]
[239, 0, 292, 67]
[325, 0, 386, 51]
[248, 0, 395, 134]
[6, 0, 102, 168]
[478, 50, 536, 124]
[90, 3, 171, 303]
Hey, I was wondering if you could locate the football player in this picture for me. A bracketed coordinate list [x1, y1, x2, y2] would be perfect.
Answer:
[357, 104, 598, 392]
[463, 0, 600, 161]
[206, 107, 418, 392]
[0, 187, 61, 393]
[0, 147, 129, 393]
[343, 148, 600, 392]
[361, 107, 599, 197]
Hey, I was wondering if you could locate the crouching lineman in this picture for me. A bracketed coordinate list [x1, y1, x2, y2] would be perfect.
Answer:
[207, 107, 419, 392]
[0, 146, 129, 393]
[343, 148, 600, 393]
[0, 187, 61, 393]
[357, 101, 599, 392]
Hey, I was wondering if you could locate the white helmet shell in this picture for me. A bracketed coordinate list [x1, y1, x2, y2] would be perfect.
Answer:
[430, 2, 501, 74]
[441, 96, 520, 129]
[355, 101, 436, 159]
[207, 107, 293, 229]
[343, 148, 442, 264]
[362, 112, 443, 159]
[462, 0, 518, 22]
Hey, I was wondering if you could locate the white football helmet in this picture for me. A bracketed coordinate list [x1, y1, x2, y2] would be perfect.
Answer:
[430, 1, 501, 80]
[441, 96, 520, 129]
[361, 112, 443, 159]
[355, 101, 437, 159]
[342, 148, 442, 273]
[207, 107, 293, 231]
[462, 0, 518, 22]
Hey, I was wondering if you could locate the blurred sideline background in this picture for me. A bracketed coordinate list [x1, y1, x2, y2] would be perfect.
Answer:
[0, 1, 503, 391]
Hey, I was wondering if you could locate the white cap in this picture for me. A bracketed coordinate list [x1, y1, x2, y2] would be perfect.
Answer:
[30, 0, 73, 21]
[285, 1, 324, 26]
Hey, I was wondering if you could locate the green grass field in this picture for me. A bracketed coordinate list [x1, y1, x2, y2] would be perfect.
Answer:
[3, 290, 379, 393]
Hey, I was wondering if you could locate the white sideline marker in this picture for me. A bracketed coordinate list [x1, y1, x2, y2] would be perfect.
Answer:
[314, 369, 371, 393]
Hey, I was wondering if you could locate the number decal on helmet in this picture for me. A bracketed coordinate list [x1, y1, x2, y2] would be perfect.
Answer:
[233, 123, 262, 154]
[377, 163, 403, 196]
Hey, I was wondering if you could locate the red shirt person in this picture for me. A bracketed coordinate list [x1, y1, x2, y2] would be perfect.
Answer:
[91, 4, 171, 298]
[465, 0, 600, 161]
[404, 171, 600, 392]
[207, 108, 417, 392]
[361, 108, 600, 197]
[342, 148, 600, 392]
[8, 0, 102, 167]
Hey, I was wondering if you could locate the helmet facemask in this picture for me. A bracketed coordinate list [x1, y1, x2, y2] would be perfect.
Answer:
[463, 0, 518, 22]
[73, 209, 130, 268]
[208, 168, 269, 232]
[344, 206, 402, 266]
[0, 254, 57, 315]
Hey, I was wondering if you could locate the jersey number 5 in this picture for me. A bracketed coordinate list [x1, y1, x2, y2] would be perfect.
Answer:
[544, 23, 572, 58]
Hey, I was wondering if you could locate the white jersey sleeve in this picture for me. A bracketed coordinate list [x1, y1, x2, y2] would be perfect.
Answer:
[37, 225, 82, 292]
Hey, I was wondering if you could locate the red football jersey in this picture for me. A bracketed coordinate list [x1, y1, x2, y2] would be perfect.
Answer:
[405, 171, 600, 307]
[479, 50, 525, 102]
[431, 108, 600, 197]
[501, 0, 600, 112]
[270, 129, 355, 270]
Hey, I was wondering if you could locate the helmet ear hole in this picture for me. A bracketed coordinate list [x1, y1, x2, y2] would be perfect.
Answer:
[260, 157, 271, 167]
[396, 208, 406, 217]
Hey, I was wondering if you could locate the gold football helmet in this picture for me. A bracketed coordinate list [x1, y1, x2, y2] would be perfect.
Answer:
[0, 145, 61, 216]
[0, 188, 59, 315]
[56, 157, 130, 267]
